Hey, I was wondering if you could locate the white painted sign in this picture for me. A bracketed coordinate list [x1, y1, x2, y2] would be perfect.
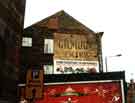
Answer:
[54, 60, 98, 74]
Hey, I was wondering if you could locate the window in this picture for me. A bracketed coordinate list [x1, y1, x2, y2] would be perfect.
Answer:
[44, 39, 53, 53]
[43, 65, 53, 74]
[32, 70, 39, 79]
[22, 37, 32, 47]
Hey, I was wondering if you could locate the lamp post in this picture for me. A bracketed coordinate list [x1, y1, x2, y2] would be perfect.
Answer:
[105, 54, 122, 72]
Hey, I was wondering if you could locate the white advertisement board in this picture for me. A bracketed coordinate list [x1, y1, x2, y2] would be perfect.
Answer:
[54, 60, 98, 74]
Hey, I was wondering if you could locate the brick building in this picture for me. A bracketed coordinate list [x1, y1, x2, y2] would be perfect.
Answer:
[18, 10, 128, 103]
[0, 1, 26, 102]
[19, 10, 104, 100]
[20, 10, 103, 74]
[127, 79, 135, 103]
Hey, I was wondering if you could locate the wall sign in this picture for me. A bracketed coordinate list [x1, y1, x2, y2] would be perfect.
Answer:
[54, 33, 97, 61]
[36, 80, 125, 103]
[54, 60, 98, 74]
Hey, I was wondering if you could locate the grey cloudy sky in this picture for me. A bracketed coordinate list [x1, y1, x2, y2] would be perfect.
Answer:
[24, 0, 135, 82]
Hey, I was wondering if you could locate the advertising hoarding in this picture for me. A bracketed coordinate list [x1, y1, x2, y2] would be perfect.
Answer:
[54, 60, 98, 74]
[54, 33, 97, 61]
[36, 80, 125, 103]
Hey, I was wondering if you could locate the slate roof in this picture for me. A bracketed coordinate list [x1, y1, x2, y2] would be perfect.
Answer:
[27, 10, 95, 34]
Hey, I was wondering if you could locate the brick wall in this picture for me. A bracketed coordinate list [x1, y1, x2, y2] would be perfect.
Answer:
[127, 79, 135, 103]
[0, 0, 26, 102]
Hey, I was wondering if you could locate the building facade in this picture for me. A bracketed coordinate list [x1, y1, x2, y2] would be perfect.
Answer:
[127, 79, 135, 103]
[19, 10, 104, 100]
[0, 0, 26, 102]
[18, 10, 129, 103]
[21, 10, 103, 74]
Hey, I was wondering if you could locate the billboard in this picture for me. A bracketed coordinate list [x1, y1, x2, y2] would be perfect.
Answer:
[54, 33, 97, 61]
[36, 80, 125, 103]
[54, 60, 98, 74]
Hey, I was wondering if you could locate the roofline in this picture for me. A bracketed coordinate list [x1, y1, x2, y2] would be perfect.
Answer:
[24, 10, 97, 34]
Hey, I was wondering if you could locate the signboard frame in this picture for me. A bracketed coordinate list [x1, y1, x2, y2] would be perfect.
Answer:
[36, 72, 126, 103]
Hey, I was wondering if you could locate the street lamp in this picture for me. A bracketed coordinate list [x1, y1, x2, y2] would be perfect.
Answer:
[105, 54, 122, 72]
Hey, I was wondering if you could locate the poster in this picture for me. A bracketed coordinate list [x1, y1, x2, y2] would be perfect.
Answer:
[54, 60, 98, 74]
[36, 80, 124, 103]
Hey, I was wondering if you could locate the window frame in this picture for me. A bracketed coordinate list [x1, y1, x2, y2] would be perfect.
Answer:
[44, 39, 54, 54]
[22, 37, 32, 47]
[32, 70, 39, 79]
[43, 65, 54, 74]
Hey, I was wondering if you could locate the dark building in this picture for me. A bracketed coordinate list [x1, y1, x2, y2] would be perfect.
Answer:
[127, 79, 135, 103]
[0, 0, 26, 102]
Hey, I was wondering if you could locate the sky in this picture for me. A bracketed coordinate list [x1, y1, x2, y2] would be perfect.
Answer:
[24, 0, 135, 82]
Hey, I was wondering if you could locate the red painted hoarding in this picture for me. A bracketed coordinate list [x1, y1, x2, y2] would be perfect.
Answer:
[36, 81, 124, 103]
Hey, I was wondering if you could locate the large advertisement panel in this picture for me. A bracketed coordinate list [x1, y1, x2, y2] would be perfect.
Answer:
[54, 33, 97, 61]
[36, 80, 124, 103]
[54, 60, 98, 74]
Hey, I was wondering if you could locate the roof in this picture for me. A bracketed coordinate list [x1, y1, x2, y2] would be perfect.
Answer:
[26, 10, 95, 34]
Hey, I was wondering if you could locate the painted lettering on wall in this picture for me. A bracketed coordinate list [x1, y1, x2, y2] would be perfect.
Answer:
[56, 39, 92, 50]
[54, 33, 97, 60]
